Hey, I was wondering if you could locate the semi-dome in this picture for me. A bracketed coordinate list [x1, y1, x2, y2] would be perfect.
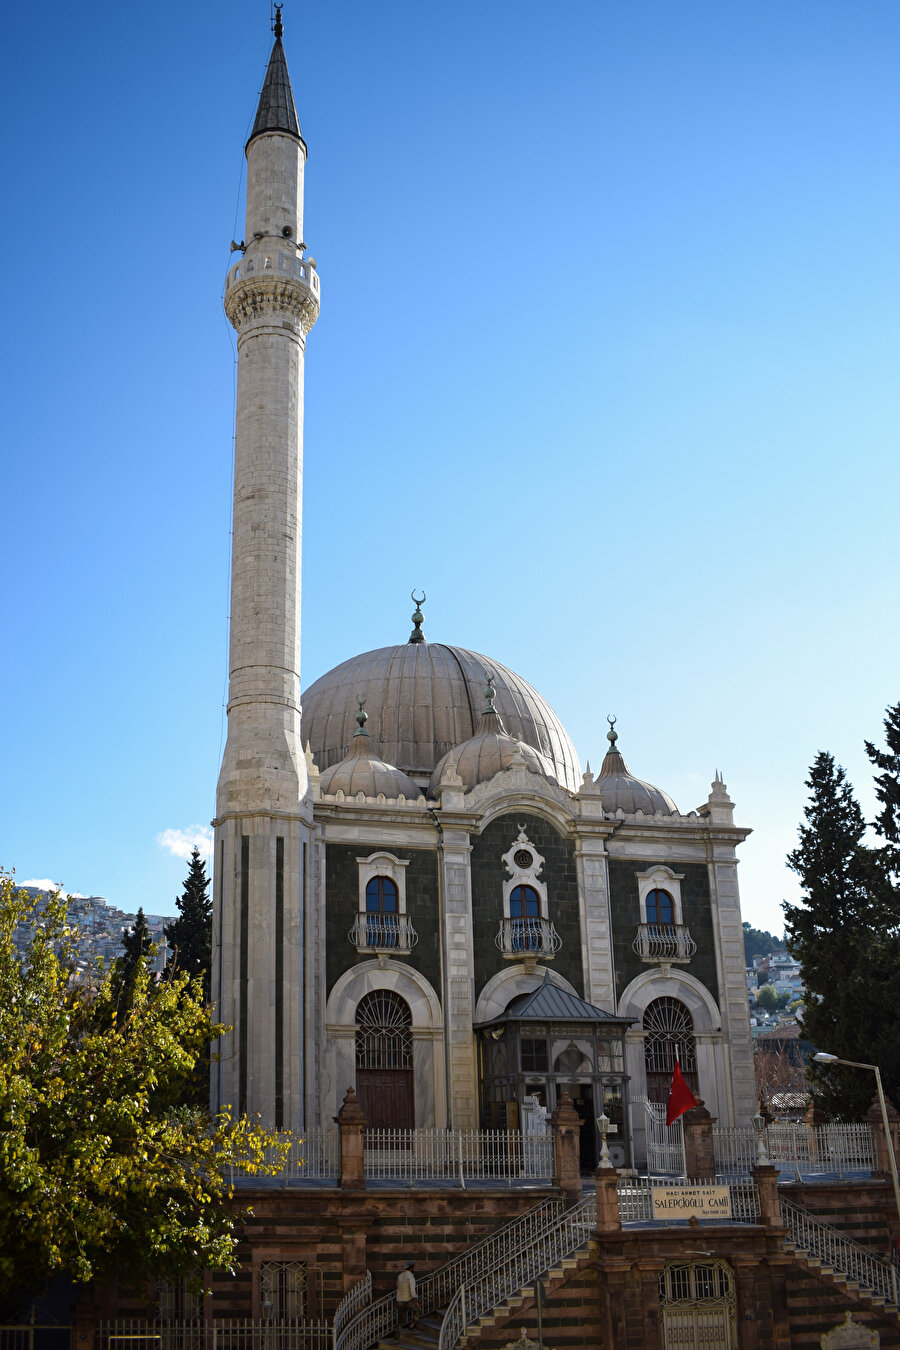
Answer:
[590, 723, 678, 815]
[301, 610, 581, 791]
[318, 702, 422, 800]
[429, 679, 557, 795]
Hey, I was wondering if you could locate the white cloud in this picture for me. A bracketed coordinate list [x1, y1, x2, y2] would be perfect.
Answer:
[18, 879, 85, 899]
[156, 825, 214, 861]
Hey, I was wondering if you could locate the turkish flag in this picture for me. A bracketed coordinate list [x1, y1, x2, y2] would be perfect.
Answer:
[666, 1059, 698, 1126]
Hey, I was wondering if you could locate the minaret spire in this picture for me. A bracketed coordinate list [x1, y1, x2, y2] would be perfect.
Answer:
[213, 17, 321, 1133]
[249, 9, 302, 147]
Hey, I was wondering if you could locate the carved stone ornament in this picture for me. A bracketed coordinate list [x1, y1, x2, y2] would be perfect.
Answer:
[501, 828, 544, 882]
[502, 1332, 540, 1350]
[821, 1311, 880, 1349]
[225, 275, 320, 335]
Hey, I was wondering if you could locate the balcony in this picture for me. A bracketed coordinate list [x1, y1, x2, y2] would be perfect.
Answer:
[632, 923, 696, 964]
[495, 917, 562, 962]
[349, 914, 418, 955]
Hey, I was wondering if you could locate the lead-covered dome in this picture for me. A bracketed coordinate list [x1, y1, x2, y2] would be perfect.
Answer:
[301, 629, 581, 792]
[429, 681, 557, 794]
[589, 725, 678, 815]
[318, 702, 422, 801]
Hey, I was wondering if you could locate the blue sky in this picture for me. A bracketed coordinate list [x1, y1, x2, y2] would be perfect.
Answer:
[2, 0, 898, 932]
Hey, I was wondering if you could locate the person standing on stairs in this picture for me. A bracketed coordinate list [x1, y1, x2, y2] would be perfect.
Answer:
[395, 1262, 419, 1334]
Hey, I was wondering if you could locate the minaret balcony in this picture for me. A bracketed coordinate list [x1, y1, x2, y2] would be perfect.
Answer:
[225, 250, 320, 298]
[495, 917, 562, 962]
[349, 914, 418, 956]
[632, 923, 697, 964]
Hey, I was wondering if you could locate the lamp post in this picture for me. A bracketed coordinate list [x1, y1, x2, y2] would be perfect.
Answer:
[812, 1052, 900, 1226]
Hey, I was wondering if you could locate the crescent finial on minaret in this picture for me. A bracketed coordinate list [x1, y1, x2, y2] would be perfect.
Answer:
[273, 4, 284, 38]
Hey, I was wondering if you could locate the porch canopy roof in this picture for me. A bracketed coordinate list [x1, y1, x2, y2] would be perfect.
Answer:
[474, 970, 635, 1033]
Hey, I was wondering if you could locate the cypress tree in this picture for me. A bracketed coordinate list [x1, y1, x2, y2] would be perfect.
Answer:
[111, 907, 154, 1007]
[784, 752, 899, 1119]
[865, 700, 900, 879]
[165, 847, 212, 1000]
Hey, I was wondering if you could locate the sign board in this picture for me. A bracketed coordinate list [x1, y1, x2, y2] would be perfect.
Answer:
[651, 1185, 732, 1220]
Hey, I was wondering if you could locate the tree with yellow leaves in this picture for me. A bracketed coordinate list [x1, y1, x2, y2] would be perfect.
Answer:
[0, 871, 287, 1310]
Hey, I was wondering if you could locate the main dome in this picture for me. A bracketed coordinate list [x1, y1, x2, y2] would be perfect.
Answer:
[301, 643, 581, 792]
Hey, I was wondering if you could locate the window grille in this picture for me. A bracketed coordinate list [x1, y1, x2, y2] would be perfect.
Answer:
[643, 997, 697, 1074]
[260, 1260, 307, 1318]
[355, 990, 413, 1070]
[156, 1274, 201, 1321]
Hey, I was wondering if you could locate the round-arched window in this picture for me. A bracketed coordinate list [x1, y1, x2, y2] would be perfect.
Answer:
[643, 997, 698, 1102]
[646, 888, 674, 925]
[355, 990, 412, 1070]
[365, 876, 399, 947]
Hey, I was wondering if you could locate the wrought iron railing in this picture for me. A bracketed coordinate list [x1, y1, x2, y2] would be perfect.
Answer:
[616, 1176, 760, 1226]
[335, 1197, 565, 1350]
[331, 1273, 371, 1350]
[97, 1320, 333, 1350]
[495, 917, 562, 959]
[639, 1097, 685, 1175]
[781, 1197, 900, 1307]
[714, 1122, 875, 1178]
[632, 923, 696, 962]
[362, 1128, 552, 1184]
[348, 915, 418, 953]
[438, 1196, 595, 1350]
[230, 1129, 339, 1185]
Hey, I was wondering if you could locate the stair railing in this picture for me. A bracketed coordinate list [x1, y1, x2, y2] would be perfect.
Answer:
[335, 1196, 565, 1350]
[780, 1197, 900, 1308]
[438, 1196, 595, 1350]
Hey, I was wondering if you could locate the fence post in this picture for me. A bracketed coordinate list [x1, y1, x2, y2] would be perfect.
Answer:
[550, 1090, 583, 1208]
[335, 1086, 367, 1189]
[458, 1130, 466, 1189]
[752, 1163, 783, 1228]
[593, 1164, 621, 1233]
[866, 1093, 900, 1180]
[682, 1100, 716, 1181]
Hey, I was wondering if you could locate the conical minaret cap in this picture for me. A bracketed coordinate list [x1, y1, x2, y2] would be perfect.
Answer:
[248, 16, 302, 148]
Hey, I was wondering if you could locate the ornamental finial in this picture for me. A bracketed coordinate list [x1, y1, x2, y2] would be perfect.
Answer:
[408, 590, 427, 644]
[607, 714, 618, 748]
[273, 4, 284, 39]
[354, 695, 369, 736]
[483, 671, 497, 715]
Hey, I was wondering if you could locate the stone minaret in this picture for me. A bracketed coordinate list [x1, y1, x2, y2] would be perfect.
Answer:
[212, 10, 320, 1130]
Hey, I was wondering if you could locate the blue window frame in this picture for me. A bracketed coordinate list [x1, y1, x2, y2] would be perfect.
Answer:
[510, 884, 541, 951]
[365, 876, 399, 946]
[646, 888, 674, 926]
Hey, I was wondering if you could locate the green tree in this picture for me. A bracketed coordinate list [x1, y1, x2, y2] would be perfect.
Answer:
[784, 752, 900, 1119]
[866, 700, 900, 878]
[109, 905, 154, 1007]
[742, 922, 786, 964]
[165, 847, 213, 999]
[0, 871, 286, 1312]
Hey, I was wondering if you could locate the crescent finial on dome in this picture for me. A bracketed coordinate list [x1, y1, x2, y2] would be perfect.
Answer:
[408, 590, 427, 644]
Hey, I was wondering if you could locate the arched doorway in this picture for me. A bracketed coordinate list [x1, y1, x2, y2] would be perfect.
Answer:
[355, 990, 414, 1128]
[659, 1260, 737, 1348]
[643, 997, 698, 1104]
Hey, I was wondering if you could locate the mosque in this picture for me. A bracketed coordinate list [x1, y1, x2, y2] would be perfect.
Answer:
[210, 12, 756, 1173]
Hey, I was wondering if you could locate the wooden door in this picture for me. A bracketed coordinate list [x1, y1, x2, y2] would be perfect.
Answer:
[356, 1068, 415, 1129]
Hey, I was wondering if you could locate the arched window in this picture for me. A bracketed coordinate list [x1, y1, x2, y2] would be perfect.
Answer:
[355, 990, 412, 1070]
[643, 997, 698, 1103]
[509, 884, 541, 951]
[355, 990, 414, 1129]
[365, 876, 398, 947]
[646, 888, 674, 926]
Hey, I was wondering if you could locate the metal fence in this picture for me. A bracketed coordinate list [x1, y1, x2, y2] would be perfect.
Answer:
[616, 1176, 760, 1226]
[0, 1329, 71, 1350]
[362, 1128, 552, 1185]
[231, 1130, 339, 1185]
[714, 1122, 875, 1179]
[638, 1097, 685, 1175]
[97, 1322, 333, 1350]
[230, 1127, 551, 1188]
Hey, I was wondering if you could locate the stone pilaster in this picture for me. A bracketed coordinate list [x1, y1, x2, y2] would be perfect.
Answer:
[574, 833, 616, 1009]
[437, 819, 478, 1127]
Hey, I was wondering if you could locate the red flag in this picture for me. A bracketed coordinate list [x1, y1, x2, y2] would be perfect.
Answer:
[666, 1059, 698, 1126]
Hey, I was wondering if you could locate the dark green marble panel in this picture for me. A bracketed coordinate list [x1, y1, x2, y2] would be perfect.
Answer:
[608, 858, 719, 1005]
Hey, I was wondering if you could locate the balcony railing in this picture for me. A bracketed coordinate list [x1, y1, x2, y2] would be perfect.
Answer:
[348, 914, 418, 954]
[632, 923, 696, 963]
[495, 916, 562, 960]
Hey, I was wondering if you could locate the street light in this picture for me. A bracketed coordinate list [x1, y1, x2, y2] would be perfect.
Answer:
[812, 1052, 900, 1225]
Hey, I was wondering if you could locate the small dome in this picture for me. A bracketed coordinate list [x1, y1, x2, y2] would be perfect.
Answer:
[318, 704, 421, 801]
[429, 682, 557, 795]
[588, 723, 678, 815]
